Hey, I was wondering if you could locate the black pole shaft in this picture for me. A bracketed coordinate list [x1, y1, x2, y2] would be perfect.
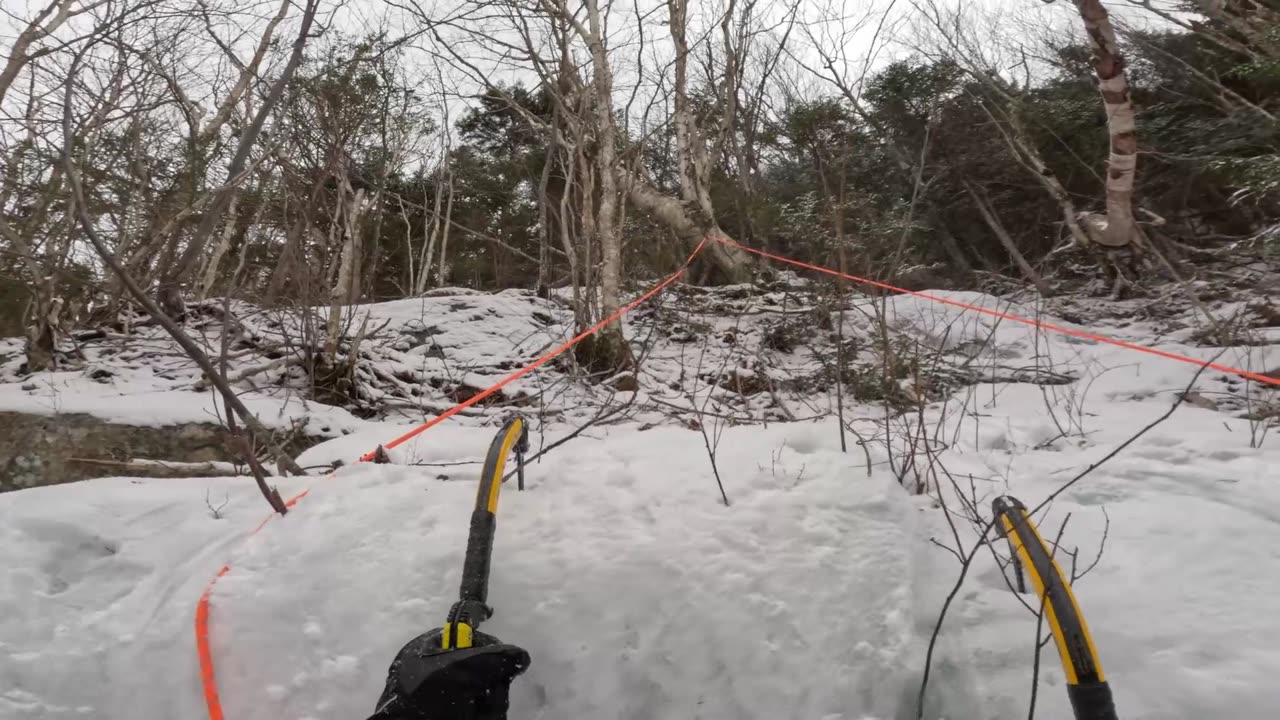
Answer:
[458, 417, 526, 609]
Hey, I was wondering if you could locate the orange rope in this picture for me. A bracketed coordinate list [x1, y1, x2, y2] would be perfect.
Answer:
[359, 237, 711, 460]
[713, 236, 1280, 387]
[194, 239, 708, 719]
[196, 490, 308, 720]
[197, 234, 1275, 719]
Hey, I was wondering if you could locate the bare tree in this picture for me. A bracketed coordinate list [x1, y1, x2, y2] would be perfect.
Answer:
[325, 179, 367, 360]
[908, 0, 1151, 292]
[54, 17, 309, 505]
[0, 0, 149, 368]
[625, 0, 756, 282]
[583, 0, 630, 365]
[425, 113, 455, 293]
[150, 0, 313, 318]
[417, 0, 757, 292]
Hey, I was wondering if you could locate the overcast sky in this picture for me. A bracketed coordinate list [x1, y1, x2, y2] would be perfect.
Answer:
[0, 0, 1186, 148]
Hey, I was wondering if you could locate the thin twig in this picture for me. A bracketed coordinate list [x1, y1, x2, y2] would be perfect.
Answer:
[1072, 506, 1111, 583]
[917, 517, 998, 720]
[928, 537, 964, 564]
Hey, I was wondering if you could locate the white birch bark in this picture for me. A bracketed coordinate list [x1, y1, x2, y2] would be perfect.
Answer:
[1075, 0, 1139, 248]
[436, 170, 455, 288]
[325, 184, 365, 360]
[583, 0, 628, 358]
[197, 191, 240, 301]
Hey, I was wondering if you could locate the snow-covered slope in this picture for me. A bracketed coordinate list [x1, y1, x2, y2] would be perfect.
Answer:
[3, 285, 1280, 720]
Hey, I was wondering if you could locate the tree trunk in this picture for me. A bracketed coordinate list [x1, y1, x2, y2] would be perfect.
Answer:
[583, 0, 632, 371]
[579, 150, 600, 323]
[626, 176, 753, 282]
[3, 242, 61, 371]
[350, 197, 367, 302]
[557, 143, 588, 330]
[659, 0, 754, 283]
[325, 184, 364, 360]
[436, 171, 454, 288]
[265, 219, 303, 304]
[936, 224, 978, 275]
[964, 181, 1054, 297]
[197, 190, 240, 301]
[359, 188, 385, 302]
[398, 196, 416, 294]
[668, 0, 703, 213]
[414, 180, 442, 295]
[536, 128, 556, 296]
[1074, 0, 1139, 249]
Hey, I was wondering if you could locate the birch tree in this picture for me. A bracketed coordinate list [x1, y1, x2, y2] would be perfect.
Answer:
[626, 0, 756, 282]
[1072, 0, 1141, 250]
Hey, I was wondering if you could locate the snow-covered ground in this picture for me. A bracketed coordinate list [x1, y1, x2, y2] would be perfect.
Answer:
[3, 285, 1280, 719]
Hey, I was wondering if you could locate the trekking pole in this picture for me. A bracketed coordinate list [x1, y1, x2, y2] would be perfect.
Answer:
[371, 415, 531, 720]
[992, 496, 1119, 720]
[444, 414, 529, 648]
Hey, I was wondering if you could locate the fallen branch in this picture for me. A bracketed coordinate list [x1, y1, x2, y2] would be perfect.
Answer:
[68, 457, 245, 476]
[195, 351, 307, 390]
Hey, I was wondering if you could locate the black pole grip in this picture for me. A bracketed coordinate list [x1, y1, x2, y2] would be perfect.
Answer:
[457, 416, 526, 612]
[1067, 681, 1119, 720]
[459, 509, 497, 606]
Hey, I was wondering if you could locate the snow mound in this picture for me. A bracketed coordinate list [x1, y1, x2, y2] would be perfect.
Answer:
[4, 281, 1280, 719]
[0, 291, 575, 435]
[4, 390, 1280, 719]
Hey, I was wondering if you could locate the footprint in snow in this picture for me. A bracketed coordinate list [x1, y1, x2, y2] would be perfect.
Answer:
[783, 432, 821, 454]
[1067, 486, 1130, 507]
[1143, 434, 1182, 448]
[1130, 439, 1194, 465]
[17, 519, 146, 600]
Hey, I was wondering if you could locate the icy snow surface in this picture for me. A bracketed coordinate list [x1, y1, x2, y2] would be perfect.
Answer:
[3, 287, 1280, 719]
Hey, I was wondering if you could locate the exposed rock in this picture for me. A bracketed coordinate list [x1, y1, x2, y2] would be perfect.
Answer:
[0, 411, 321, 492]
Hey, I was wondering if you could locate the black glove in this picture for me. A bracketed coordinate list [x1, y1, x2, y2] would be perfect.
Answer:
[368, 628, 530, 720]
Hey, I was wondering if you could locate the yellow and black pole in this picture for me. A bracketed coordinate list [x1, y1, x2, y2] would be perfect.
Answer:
[992, 496, 1119, 720]
[371, 415, 532, 718]
[442, 415, 529, 650]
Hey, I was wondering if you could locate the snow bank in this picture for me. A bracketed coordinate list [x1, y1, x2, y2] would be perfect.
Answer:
[0, 290, 574, 434]
[3, 283, 1280, 719]
[1, 423, 922, 719]
[0, 474, 307, 718]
